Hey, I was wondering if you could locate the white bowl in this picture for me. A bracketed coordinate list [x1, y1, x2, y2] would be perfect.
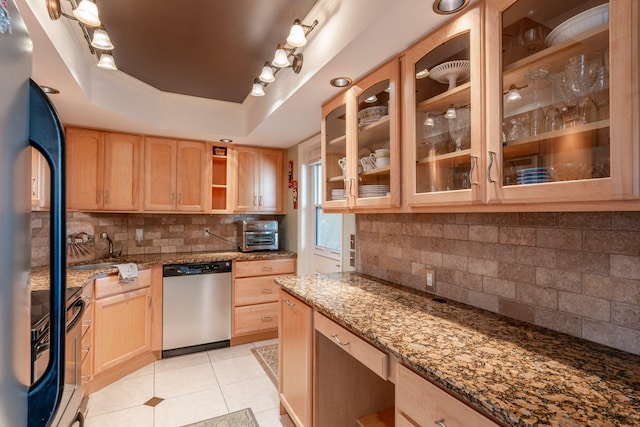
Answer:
[545, 4, 609, 47]
[358, 106, 388, 125]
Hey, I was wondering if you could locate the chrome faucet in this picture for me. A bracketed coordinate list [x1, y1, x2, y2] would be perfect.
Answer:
[100, 232, 122, 258]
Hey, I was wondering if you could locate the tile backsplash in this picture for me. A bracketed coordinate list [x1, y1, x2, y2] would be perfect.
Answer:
[357, 212, 640, 355]
[31, 211, 283, 267]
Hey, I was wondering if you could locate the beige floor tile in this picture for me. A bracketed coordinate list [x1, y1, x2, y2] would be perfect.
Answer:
[85, 405, 154, 427]
[122, 362, 155, 380]
[87, 373, 154, 417]
[254, 338, 279, 347]
[155, 351, 211, 373]
[220, 375, 279, 414]
[153, 387, 228, 427]
[207, 343, 255, 362]
[211, 354, 266, 385]
[154, 362, 218, 399]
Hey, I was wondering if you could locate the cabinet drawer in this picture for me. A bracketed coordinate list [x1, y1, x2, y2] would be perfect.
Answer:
[396, 364, 499, 427]
[314, 312, 389, 380]
[94, 268, 151, 299]
[234, 258, 295, 278]
[233, 302, 279, 335]
[234, 276, 279, 306]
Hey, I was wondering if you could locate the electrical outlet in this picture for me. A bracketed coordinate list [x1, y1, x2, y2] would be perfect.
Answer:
[424, 267, 436, 292]
[135, 228, 144, 242]
[204, 227, 210, 237]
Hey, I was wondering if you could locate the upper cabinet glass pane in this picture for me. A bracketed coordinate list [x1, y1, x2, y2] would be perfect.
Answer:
[324, 103, 348, 203]
[501, 0, 610, 186]
[356, 79, 391, 198]
[414, 32, 472, 193]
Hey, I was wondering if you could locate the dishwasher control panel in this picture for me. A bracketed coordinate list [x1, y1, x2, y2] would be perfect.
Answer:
[163, 261, 232, 277]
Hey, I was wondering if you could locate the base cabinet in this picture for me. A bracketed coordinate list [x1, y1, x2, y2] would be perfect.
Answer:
[232, 258, 295, 344]
[93, 270, 152, 376]
[279, 290, 313, 427]
[395, 364, 499, 427]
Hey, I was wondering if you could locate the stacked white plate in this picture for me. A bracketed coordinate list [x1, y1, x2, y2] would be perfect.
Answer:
[331, 189, 346, 200]
[517, 167, 550, 185]
[358, 184, 390, 198]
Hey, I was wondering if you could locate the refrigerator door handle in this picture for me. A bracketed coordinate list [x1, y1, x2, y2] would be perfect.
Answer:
[27, 79, 67, 427]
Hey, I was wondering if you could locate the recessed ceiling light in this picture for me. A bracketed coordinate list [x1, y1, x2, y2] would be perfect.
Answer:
[40, 86, 60, 94]
[220, 138, 233, 143]
[330, 77, 352, 88]
[433, 0, 470, 15]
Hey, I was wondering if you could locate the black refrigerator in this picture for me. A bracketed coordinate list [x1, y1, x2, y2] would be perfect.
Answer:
[0, 1, 72, 425]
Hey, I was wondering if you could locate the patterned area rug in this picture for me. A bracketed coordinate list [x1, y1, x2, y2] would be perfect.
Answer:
[181, 408, 259, 427]
[251, 344, 278, 387]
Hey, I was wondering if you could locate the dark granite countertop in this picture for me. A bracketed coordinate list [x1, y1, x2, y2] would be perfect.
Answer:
[31, 250, 296, 292]
[275, 272, 640, 427]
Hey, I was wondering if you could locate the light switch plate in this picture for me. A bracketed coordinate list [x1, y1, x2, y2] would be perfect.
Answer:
[424, 267, 436, 292]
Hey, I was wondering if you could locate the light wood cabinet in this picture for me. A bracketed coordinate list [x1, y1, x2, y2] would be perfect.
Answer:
[93, 270, 152, 375]
[322, 58, 401, 211]
[233, 146, 284, 213]
[484, 0, 639, 205]
[66, 128, 140, 211]
[232, 258, 295, 344]
[143, 137, 210, 211]
[403, 7, 483, 206]
[279, 290, 313, 427]
[211, 146, 230, 212]
[395, 363, 499, 427]
[80, 282, 93, 393]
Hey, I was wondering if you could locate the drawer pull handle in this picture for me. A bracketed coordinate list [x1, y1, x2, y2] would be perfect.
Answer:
[487, 151, 497, 183]
[283, 299, 295, 307]
[82, 344, 92, 354]
[434, 419, 447, 427]
[331, 334, 349, 346]
[262, 288, 273, 294]
[262, 266, 273, 271]
[262, 315, 273, 321]
[81, 375, 91, 384]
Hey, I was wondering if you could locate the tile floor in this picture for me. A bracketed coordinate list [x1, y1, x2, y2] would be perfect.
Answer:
[85, 339, 295, 427]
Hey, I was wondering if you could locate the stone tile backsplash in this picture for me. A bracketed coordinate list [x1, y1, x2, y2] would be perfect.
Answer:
[31, 211, 283, 267]
[356, 212, 640, 355]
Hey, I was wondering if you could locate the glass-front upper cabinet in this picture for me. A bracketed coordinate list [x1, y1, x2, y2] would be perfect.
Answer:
[404, 7, 482, 206]
[322, 59, 400, 210]
[485, 0, 638, 204]
[322, 94, 348, 209]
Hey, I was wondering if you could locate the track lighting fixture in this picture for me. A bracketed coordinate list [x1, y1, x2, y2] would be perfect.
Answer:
[46, 0, 117, 70]
[504, 84, 528, 102]
[250, 18, 319, 97]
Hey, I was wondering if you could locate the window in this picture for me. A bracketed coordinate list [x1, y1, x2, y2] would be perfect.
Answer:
[313, 163, 340, 251]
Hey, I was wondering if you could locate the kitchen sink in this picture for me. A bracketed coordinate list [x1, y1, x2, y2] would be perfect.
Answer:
[68, 262, 117, 271]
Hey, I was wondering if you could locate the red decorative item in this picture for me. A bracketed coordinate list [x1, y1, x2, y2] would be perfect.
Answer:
[292, 180, 298, 209]
[288, 160, 294, 188]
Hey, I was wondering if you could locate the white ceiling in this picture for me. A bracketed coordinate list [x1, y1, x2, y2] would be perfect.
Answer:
[16, 0, 474, 149]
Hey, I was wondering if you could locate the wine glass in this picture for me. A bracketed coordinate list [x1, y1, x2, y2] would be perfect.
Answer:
[590, 65, 609, 120]
[422, 113, 449, 154]
[549, 72, 578, 127]
[564, 52, 602, 125]
[447, 107, 470, 151]
[525, 65, 549, 136]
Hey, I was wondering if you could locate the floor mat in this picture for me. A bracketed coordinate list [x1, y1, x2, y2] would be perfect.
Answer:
[251, 343, 278, 387]
[181, 408, 259, 427]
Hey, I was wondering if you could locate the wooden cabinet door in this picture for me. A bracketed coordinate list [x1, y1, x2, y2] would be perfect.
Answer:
[66, 128, 103, 210]
[93, 287, 151, 375]
[234, 146, 259, 212]
[176, 140, 208, 211]
[143, 137, 177, 210]
[258, 148, 283, 212]
[279, 290, 313, 427]
[103, 132, 140, 211]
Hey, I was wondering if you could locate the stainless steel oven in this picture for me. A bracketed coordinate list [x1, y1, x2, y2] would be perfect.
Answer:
[239, 220, 279, 252]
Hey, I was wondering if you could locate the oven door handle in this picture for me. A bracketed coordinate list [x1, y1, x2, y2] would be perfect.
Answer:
[27, 79, 67, 427]
[66, 298, 86, 333]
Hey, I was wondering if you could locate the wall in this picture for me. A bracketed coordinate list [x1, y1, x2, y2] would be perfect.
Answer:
[357, 211, 640, 355]
[281, 144, 299, 252]
[32, 211, 283, 267]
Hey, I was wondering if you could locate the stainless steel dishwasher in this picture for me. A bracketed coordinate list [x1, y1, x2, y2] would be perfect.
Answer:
[162, 261, 232, 358]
